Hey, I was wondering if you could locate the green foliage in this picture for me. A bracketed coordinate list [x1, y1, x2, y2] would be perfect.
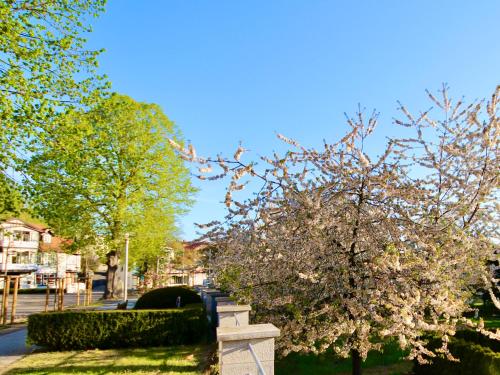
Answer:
[414, 337, 500, 375]
[0, 0, 107, 175]
[26, 94, 196, 266]
[27, 305, 207, 350]
[454, 329, 500, 353]
[276, 340, 411, 375]
[135, 287, 202, 309]
[0, 172, 22, 216]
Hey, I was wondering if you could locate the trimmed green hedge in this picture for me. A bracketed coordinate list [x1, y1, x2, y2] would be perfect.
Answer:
[414, 337, 500, 375]
[134, 286, 201, 309]
[28, 304, 206, 350]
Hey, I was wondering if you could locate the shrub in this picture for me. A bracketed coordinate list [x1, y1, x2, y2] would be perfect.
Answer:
[28, 304, 206, 350]
[414, 337, 500, 375]
[455, 329, 500, 352]
[134, 286, 201, 309]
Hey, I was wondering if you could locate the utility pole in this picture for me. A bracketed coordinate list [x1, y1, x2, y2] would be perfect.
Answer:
[123, 233, 129, 302]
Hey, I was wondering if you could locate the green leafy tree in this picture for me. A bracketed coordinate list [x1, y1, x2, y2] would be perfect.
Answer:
[0, 172, 23, 216]
[0, 0, 107, 178]
[26, 94, 196, 298]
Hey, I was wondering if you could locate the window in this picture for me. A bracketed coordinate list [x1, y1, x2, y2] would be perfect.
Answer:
[13, 231, 31, 242]
[12, 252, 30, 264]
[43, 233, 51, 243]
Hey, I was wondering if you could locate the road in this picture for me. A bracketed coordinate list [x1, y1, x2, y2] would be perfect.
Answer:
[1, 292, 104, 319]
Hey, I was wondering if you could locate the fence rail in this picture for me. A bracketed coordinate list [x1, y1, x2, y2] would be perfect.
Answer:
[248, 343, 267, 375]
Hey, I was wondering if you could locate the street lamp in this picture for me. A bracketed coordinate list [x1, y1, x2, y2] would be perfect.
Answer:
[123, 233, 129, 302]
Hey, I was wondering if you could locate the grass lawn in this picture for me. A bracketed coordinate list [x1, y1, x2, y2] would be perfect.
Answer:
[484, 317, 500, 329]
[275, 341, 413, 375]
[4, 345, 212, 375]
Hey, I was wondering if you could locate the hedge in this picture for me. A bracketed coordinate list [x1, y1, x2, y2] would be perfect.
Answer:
[455, 329, 500, 352]
[28, 304, 206, 350]
[414, 337, 500, 375]
[134, 286, 201, 309]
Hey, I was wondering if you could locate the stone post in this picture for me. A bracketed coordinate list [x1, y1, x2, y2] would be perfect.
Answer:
[215, 296, 236, 306]
[204, 290, 228, 326]
[217, 304, 251, 327]
[217, 323, 280, 375]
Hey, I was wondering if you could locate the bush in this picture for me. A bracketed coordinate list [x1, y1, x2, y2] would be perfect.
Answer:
[455, 329, 500, 352]
[414, 337, 500, 375]
[134, 286, 201, 309]
[27, 304, 206, 350]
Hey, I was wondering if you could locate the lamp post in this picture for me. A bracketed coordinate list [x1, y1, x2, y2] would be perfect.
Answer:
[123, 233, 129, 302]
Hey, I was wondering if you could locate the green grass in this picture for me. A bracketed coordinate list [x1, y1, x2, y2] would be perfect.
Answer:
[275, 341, 413, 375]
[484, 317, 500, 329]
[4, 345, 212, 375]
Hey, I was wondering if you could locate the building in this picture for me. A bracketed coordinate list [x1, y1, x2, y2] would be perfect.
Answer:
[0, 218, 81, 290]
[163, 241, 209, 286]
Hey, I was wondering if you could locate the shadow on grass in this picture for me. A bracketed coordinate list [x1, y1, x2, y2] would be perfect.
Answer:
[4, 345, 213, 375]
[5, 364, 199, 374]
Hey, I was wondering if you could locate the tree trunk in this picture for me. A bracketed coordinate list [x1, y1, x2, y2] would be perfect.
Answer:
[10, 276, 19, 324]
[352, 349, 362, 375]
[104, 251, 119, 299]
[45, 282, 50, 312]
[2, 276, 10, 325]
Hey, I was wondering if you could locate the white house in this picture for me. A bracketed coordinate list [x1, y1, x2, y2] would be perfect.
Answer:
[0, 218, 81, 290]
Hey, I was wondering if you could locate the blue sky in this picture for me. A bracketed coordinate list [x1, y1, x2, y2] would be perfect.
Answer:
[86, 1, 500, 239]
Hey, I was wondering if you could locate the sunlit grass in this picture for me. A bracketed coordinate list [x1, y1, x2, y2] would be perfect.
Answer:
[5, 345, 211, 375]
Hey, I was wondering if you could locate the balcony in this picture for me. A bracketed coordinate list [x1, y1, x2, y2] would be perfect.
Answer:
[0, 263, 38, 273]
[1, 239, 39, 250]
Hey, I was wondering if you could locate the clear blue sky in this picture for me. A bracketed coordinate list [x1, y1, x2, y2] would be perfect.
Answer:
[86, 0, 500, 239]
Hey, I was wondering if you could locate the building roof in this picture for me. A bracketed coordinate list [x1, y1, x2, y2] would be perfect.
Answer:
[39, 236, 74, 253]
[182, 240, 210, 251]
[1, 217, 72, 252]
[1, 217, 52, 234]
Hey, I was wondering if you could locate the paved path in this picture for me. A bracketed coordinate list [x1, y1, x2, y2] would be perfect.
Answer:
[0, 327, 33, 373]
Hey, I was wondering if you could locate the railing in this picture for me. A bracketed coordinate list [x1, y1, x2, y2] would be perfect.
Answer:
[248, 343, 267, 375]
[0, 263, 37, 272]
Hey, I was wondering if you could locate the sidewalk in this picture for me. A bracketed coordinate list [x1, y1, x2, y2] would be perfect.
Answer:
[0, 296, 138, 373]
[0, 326, 35, 373]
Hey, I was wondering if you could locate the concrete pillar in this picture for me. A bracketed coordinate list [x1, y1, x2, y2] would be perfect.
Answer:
[215, 296, 236, 306]
[217, 323, 280, 375]
[217, 304, 251, 327]
[204, 290, 228, 325]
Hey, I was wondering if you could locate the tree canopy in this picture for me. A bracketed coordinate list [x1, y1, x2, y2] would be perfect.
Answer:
[172, 86, 499, 373]
[26, 93, 196, 270]
[1, 0, 108, 218]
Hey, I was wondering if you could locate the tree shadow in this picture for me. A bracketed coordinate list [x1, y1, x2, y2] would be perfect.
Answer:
[5, 364, 200, 374]
[4, 345, 214, 375]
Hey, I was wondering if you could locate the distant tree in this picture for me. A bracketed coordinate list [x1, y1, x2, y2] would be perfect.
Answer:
[0, 173, 23, 216]
[0, 0, 107, 176]
[26, 94, 196, 298]
[172, 86, 499, 375]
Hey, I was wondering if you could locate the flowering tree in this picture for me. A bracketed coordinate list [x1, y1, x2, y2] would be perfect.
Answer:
[171, 86, 499, 374]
